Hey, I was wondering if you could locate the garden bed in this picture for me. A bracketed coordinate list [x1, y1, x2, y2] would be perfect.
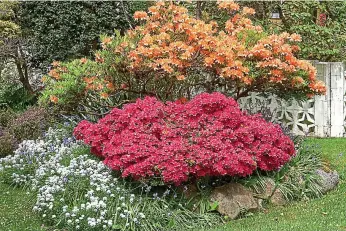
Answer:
[1, 138, 344, 231]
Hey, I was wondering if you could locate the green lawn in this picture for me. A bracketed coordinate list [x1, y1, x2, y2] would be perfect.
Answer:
[0, 184, 45, 231]
[205, 138, 346, 231]
[1, 138, 345, 231]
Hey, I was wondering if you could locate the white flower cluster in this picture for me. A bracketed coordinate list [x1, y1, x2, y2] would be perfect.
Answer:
[0, 127, 148, 230]
[34, 154, 148, 230]
[0, 127, 80, 185]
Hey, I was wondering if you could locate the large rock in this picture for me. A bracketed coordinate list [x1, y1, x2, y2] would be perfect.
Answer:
[316, 169, 339, 194]
[270, 188, 287, 206]
[252, 177, 275, 200]
[252, 178, 287, 206]
[210, 183, 258, 219]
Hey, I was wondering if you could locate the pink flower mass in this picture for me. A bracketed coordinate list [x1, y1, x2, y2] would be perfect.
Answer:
[74, 92, 295, 185]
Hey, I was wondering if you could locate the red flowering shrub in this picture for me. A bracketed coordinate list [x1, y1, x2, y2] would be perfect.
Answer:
[74, 93, 295, 185]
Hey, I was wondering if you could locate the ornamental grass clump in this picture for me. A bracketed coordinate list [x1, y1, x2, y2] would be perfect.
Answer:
[74, 92, 295, 185]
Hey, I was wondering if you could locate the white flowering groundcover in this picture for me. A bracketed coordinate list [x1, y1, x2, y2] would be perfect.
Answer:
[0, 126, 220, 231]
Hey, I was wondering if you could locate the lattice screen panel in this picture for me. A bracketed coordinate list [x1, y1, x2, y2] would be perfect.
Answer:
[238, 93, 315, 136]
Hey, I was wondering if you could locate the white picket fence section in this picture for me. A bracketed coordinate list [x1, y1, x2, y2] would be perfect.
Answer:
[238, 62, 345, 137]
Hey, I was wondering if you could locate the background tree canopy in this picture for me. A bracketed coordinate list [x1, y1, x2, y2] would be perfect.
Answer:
[0, 1, 36, 109]
[0, 1, 149, 110]
[237, 1, 346, 61]
[194, 1, 346, 62]
[18, 1, 151, 69]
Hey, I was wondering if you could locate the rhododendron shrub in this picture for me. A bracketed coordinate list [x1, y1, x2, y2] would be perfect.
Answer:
[116, 1, 326, 99]
[74, 93, 295, 185]
[41, 1, 326, 115]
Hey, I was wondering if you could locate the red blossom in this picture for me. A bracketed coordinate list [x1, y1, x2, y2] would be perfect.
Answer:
[74, 92, 295, 185]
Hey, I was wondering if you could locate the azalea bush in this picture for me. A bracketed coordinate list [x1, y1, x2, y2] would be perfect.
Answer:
[74, 92, 295, 185]
[110, 1, 326, 98]
[39, 1, 326, 116]
[38, 59, 121, 117]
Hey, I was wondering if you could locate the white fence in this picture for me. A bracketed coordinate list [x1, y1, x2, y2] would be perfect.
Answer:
[238, 62, 345, 137]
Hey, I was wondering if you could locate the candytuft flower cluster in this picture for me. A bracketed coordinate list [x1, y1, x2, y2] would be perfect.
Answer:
[74, 93, 295, 185]
[0, 127, 79, 185]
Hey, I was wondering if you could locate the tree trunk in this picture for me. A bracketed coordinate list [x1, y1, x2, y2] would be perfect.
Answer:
[278, 5, 291, 32]
[196, 1, 202, 19]
[14, 47, 34, 94]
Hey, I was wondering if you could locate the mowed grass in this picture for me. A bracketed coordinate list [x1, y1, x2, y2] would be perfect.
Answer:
[205, 138, 346, 231]
[0, 183, 45, 231]
[0, 138, 345, 231]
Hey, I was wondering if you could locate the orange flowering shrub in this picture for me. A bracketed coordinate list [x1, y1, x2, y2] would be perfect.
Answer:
[40, 1, 325, 116]
[103, 1, 325, 99]
[39, 59, 116, 114]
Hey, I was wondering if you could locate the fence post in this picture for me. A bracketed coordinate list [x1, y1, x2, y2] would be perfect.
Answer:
[330, 62, 345, 137]
[314, 62, 330, 137]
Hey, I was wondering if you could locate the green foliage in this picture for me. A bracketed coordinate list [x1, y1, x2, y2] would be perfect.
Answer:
[0, 20, 20, 39]
[0, 1, 17, 19]
[184, 180, 219, 215]
[0, 108, 16, 127]
[0, 2, 38, 103]
[18, 1, 139, 68]
[39, 59, 95, 112]
[190, 1, 229, 27]
[238, 1, 346, 61]
[0, 84, 37, 111]
[7, 107, 53, 141]
[276, 144, 324, 200]
[0, 127, 17, 158]
[38, 58, 130, 120]
[128, 1, 154, 18]
[0, 62, 36, 111]
[0, 1, 20, 38]
[280, 1, 346, 61]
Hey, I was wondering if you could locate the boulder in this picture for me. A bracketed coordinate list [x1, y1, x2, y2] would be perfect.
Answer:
[252, 177, 275, 200]
[270, 188, 287, 206]
[316, 169, 339, 194]
[252, 178, 287, 206]
[210, 183, 258, 219]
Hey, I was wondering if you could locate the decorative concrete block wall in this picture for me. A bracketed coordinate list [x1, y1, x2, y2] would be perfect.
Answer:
[238, 62, 345, 137]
